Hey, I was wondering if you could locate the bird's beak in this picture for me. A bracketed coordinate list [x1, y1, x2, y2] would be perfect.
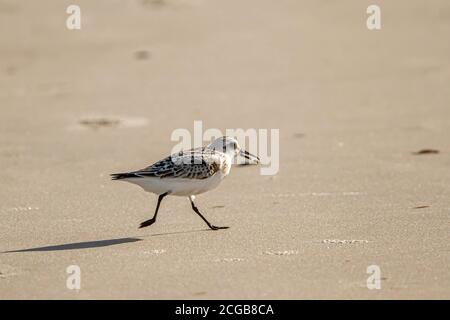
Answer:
[239, 149, 260, 164]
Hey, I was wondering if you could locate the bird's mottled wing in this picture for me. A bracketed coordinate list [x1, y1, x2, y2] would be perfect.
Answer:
[125, 148, 222, 180]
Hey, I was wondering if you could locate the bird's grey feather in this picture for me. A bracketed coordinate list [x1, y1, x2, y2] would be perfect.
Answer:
[111, 148, 223, 180]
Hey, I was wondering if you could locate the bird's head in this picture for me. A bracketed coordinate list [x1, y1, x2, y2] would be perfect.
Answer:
[208, 136, 260, 164]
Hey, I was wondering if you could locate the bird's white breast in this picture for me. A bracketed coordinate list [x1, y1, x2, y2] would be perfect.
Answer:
[122, 165, 230, 197]
[120, 152, 232, 196]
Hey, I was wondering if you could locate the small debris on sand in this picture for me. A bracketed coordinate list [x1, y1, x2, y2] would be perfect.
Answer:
[412, 149, 440, 155]
[413, 205, 430, 209]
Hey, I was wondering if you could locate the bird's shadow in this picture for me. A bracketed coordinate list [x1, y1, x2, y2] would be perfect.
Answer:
[2, 229, 212, 253]
[2, 237, 142, 253]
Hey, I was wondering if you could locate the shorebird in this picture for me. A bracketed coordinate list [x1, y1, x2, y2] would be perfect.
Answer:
[111, 136, 259, 230]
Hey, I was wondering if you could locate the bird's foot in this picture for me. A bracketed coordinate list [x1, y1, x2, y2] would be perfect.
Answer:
[139, 218, 156, 229]
[209, 225, 229, 231]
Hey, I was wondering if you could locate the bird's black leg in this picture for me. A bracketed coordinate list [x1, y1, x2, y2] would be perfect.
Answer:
[189, 196, 229, 231]
[139, 192, 169, 228]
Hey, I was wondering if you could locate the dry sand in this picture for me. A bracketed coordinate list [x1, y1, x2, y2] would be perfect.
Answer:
[0, 0, 449, 299]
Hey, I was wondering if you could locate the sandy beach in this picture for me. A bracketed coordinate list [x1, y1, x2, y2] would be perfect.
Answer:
[1, 0, 449, 299]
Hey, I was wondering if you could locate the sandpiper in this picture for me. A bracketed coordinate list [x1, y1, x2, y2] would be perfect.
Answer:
[111, 136, 259, 230]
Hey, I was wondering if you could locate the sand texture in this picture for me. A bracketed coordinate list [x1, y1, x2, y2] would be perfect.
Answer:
[0, 0, 449, 299]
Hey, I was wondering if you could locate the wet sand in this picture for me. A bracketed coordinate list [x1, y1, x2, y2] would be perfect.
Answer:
[0, 0, 449, 299]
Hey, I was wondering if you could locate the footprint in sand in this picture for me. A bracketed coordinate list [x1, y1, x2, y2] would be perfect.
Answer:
[134, 50, 151, 60]
[8, 206, 39, 212]
[263, 250, 298, 256]
[71, 116, 149, 131]
[142, 249, 166, 255]
[0, 264, 20, 279]
[322, 239, 369, 245]
[140, 0, 204, 8]
[214, 258, 244, 263]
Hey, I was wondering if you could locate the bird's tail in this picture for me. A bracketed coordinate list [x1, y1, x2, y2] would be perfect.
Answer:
[110, 172, 136, 180]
